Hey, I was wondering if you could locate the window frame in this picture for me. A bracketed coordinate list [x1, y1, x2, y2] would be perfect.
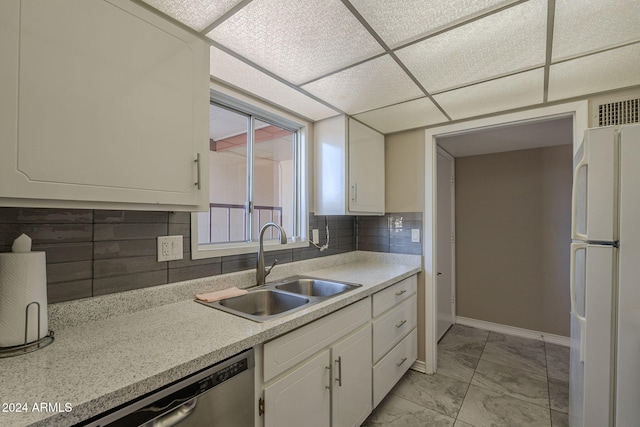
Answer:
[191, 90, 309, 260]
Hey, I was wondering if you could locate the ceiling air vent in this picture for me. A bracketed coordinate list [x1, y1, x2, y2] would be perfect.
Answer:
[598, 98, 639, 127]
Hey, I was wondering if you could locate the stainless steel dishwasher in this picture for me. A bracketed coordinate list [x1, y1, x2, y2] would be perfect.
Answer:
[84, 348, 255, 427]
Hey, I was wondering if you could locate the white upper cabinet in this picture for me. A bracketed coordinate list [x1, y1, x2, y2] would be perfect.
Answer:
[0, 0, 209, 211]
[314, 115, 385, 215]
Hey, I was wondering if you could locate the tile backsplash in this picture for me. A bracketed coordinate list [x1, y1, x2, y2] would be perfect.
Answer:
[0, 208, 421, 303]
[356, 212, 423, 255]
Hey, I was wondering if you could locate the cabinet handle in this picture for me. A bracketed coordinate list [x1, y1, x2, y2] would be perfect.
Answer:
[325, 365, 332, 390]
[396, 320, 407, 328]
[354, 183, 358, 203]
[194, 153, 202, 190]
[396, 357, 408, 367]
[395, 289, 407, 296]
[335, 356, 342, 387]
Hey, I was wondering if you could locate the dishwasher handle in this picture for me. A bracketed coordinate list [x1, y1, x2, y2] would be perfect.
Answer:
[141, 398, 197, 427]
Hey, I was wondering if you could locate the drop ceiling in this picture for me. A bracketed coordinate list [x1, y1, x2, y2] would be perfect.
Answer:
[142, 0, 640, 134]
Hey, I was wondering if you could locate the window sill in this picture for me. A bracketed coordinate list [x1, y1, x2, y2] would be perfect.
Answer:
[191, 238, 309, 260]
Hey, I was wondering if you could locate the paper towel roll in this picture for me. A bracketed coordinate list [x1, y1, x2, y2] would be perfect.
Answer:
[0, 252, 48, 347]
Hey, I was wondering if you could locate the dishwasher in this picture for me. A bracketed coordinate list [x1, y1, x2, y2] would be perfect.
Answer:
[84, 348, 255, 427]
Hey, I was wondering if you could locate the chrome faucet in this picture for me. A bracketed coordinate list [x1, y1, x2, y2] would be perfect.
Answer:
[256, 222, 287, 286]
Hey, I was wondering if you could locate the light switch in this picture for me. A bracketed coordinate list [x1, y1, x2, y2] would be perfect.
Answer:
[411, 229, 420, 243]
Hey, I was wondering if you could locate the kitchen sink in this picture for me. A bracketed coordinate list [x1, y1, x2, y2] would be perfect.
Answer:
[196, 276, 361, 322]
[214, 290, 310, 322]
[275, 278, 360, 297]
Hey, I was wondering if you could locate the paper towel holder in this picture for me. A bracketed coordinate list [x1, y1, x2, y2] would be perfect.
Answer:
[0, 301, 54, 358]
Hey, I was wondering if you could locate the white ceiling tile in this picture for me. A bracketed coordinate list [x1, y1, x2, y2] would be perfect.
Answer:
[300, 55, 424, 115]
[433, 69, 544, 120]
[209, 47, 339, 121]
[207, 0, 384, 85]
[350, 0, 518, 48]
[142, 0, 242, 31]
[553, 0, 640, 60]
[395, 0, 547, 93]
[353, 98, 448, 133]
[548, 44, 640, 102]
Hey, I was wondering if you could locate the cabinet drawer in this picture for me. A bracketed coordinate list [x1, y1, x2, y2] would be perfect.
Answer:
[372, 275, 417, 317]
[372, 328, 417, 408]
[264, 298, 371, 382]
[372, 294, 417, 363]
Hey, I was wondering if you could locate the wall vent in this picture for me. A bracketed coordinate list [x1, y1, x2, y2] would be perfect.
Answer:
[598, 98, 639, 127]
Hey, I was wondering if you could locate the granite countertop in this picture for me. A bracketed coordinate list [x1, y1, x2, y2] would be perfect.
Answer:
[0, 252, 421, 427]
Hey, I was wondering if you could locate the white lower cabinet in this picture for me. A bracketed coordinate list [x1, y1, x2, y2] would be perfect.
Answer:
[261, 299, 371, 427]
[371, 275, 418, 408]
[264, 349, 332, 427]
[373, 329, 418, 407]
[258, 274, 418, 426]
[332, 324, 372, 427]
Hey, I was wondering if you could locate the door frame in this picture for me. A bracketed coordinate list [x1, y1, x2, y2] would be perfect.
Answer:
[436, 146, 456, 340]
[422, 101, 589, 374]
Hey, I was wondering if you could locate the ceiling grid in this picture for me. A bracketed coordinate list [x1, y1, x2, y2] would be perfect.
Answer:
[141, 0, 640, 132]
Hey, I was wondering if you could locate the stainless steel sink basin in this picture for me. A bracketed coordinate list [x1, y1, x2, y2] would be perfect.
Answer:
[275, 278, 360, 297]
[214, 290, 309, 322]
[196, 276, 361, 322]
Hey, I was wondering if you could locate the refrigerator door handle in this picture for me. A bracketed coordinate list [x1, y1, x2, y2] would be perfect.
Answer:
[571, 144, 589, 241]
[570, 242, 587, 363]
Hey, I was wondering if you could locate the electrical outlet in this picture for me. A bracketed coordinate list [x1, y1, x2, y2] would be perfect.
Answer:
[411, 229, 420, 243]
[312, 229, 320, 244]
[157, 235, 183, 262]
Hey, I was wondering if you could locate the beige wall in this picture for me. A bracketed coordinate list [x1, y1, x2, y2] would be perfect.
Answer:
[455, 145, 573, 336]
[385, 129, 426, 362]
[385, 129, 425, 212]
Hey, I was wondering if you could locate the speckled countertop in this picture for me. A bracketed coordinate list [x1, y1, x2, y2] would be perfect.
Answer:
[0, 252, 421, 427]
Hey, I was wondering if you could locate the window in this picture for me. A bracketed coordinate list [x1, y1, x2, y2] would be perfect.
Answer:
[191, 92, 308, 259]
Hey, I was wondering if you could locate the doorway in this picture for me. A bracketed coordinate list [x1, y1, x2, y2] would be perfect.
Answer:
[422, 101, 589, 374]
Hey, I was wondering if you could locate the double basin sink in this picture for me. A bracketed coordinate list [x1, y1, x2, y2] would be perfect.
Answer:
[199, 277, 361, 322]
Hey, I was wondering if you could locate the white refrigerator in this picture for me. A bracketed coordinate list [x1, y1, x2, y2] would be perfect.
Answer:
[569, 124, 640, 427]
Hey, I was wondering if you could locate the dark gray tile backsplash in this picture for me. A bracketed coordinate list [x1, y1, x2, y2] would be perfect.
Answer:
[0, 208, 420, 303]
[0, 208, 357, 303]
[356, 212, 423, 256]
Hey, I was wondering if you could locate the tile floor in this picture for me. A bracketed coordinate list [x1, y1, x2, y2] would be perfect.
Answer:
[362, 324, 570, 427]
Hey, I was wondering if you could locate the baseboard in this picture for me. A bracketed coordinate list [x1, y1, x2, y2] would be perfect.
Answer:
[456, 316, 570, 347]
[411, 360, 427, 373]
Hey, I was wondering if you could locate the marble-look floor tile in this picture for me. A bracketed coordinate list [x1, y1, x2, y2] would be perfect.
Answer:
[487, 332, 546, 354]
[454, 420, 476, 427]
[362, 394, 455, 427]
[471, 359, 549, 407]
[481, 333, 547, 376]
[438, 325, 488, 358]
[437, 347, 479, 383]
[446, 324, 490, 341]
[390, 370, 469, 418]
[545, 343, 570, 382]
[457, 385, 551, 427]
[551, 410, 569, 427]
[548, 378, 569, 414]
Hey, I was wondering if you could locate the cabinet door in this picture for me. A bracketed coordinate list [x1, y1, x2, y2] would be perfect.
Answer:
[348, 119, 385, 214]
[332, 324, 372, 427]
[0, 0, 209, 210]
[264, 349, 331, 427]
